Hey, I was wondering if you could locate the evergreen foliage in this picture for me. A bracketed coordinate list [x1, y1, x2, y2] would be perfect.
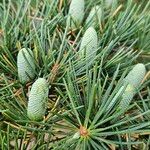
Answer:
[0, 0, 150, 149]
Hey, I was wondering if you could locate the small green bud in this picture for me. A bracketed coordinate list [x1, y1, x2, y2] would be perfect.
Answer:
[68, 0, 84, 28]
[86, 6, 103, 28]
[105, 0, 114, 8]
[17, 48, 36, 84]
[124, 63, 146, 88]
[119, 63, 146, 110]
[27, 78, 49, 121]
[79, 27, 98, 61]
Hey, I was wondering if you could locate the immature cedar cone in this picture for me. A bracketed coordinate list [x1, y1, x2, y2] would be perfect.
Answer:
[27, 78, 49, 121]
[79, 27, 98, 60]
[105, 0, 114, 8]
[86, 5, 103, 28]
[119, 63, 146, 110]
[68, 0, 84, 28]
[17, 48, 35, 84]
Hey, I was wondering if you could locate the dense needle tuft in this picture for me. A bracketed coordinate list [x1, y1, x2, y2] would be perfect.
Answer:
[27, 78, 49, 121]
[17, 48, 36, 84]
[0, 0, 150, 149]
